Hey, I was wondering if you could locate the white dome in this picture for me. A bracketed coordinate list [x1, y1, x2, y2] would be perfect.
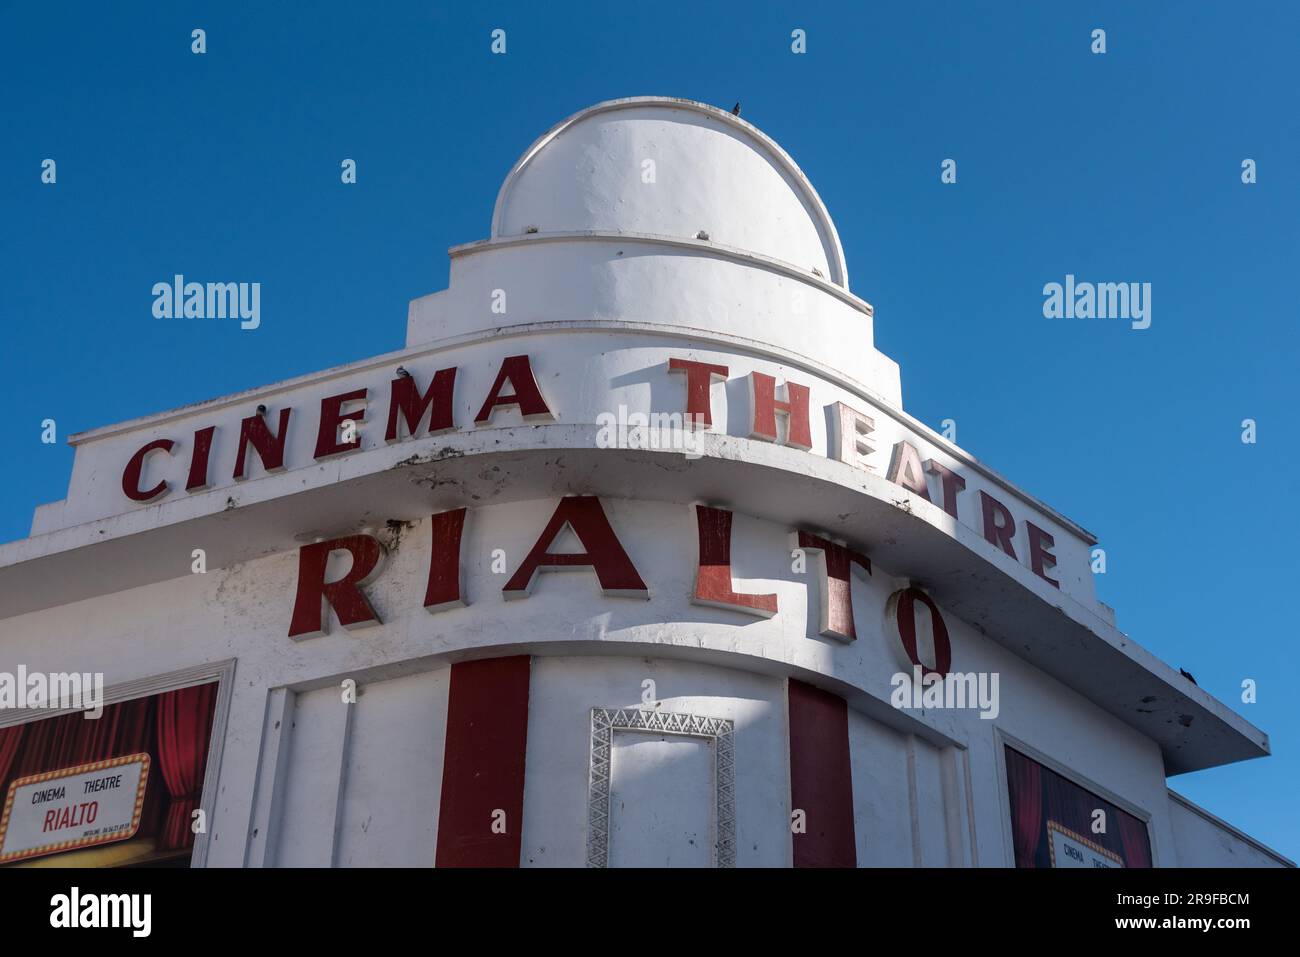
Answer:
[491, 97, 850, 288]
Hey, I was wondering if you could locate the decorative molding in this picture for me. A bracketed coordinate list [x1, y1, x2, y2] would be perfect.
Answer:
[586, 707, 735, 868]
[449, 231, 869, 315]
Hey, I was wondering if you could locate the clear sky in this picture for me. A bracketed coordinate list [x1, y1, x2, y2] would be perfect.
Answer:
[2, 2, 1296, 860]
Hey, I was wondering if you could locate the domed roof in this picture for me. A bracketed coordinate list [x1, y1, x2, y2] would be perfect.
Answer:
[491, 97, 850, 288]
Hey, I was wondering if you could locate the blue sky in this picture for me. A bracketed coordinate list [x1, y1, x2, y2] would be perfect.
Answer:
[2, 2, 1297, 859]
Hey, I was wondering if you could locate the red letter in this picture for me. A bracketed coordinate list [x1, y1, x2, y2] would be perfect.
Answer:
[924, 459, 965, 519]
[386, 368, 456, 442]
[1026, 521, 1060, 588]
[425, 508, 468, 611]
[796, 531, 871, 641]
[830, 402, 875, 471]
[886, 440, 931, 502]
[668, 358, 728, 428]
[288, 534, 386, 639]
[315, 388, 367, 460]
[122, 439, 174, 502]
[692, 505, 778, 618]
[475, 355, 553, 425]
[889, 587, 951, 678]
[503, 497, 647, 598]
[979, 490, 1017, 559]
[748, 372, 812, 450]
[233, 408, 292, 480]
[186, 426, 216, 492]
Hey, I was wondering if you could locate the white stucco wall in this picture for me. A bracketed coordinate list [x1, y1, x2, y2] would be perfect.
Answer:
[0, 494, 1186, 867]
[1167, 794, 1291, 868]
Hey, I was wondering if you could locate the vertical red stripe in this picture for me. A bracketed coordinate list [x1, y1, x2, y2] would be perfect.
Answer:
[435, 655, 531, 867]
[788, 679, 857, 867]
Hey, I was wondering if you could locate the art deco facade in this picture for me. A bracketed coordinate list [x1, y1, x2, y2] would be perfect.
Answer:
[0, 98, 1286, 868]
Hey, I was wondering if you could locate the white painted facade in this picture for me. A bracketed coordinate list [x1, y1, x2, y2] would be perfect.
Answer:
[0, 98, 1288, 868]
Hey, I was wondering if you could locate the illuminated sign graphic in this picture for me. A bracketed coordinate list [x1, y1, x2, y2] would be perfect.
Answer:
[0, 753, 151, 864]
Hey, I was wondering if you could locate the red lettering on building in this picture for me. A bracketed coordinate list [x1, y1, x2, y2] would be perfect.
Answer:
[924, 459, 966, 519]
[503, 497, 647, 599]
[386, 368, 457, 442]
[830, 401, 875, 471]
[314, 388, 367, 460]
[288, 534, 387, 639]
[667, 358, 729, 428]
[748, 372, 812, 450]
[121, 439, 174, 503]
[889, 586, 952, 678]
[475, 355, 553, 425]
[692, 505, 778, 618]
[1026, 521, 1060, 588]
[425, 508, 469, 611]
[186, 425, 216, 493]
[886, 440, 931, 502]
[796, 531, 871, 641]
[979, 490, 1018, 560]
[233, 408, 292, 480]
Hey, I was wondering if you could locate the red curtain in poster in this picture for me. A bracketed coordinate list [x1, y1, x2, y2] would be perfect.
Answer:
[3, 686, 219, 863]
[155, 683, 218, 851]
[1004, 745, 1152, 868]
[0, 725, 25, 792]
[11, 710, 83, 778]
[1118, 811, 1153, 868]
[11, 696, 154, 779]
[1005, 746, 1044, 867]
[5, 696, 162, 841]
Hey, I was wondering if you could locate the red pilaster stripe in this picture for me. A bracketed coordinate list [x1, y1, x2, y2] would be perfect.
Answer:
[788, 679, 857, 867]
[435, 655, 531, 867]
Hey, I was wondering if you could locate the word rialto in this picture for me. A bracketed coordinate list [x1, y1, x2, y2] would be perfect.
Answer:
[120, 353, 1068, 590]
[287, 497, 958, 681]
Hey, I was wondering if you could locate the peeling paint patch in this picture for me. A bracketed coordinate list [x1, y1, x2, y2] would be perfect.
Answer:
[393, 453, 432, 469]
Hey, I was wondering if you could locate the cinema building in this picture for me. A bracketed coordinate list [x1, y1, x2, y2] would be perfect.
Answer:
[0, 97, 1288, 869]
